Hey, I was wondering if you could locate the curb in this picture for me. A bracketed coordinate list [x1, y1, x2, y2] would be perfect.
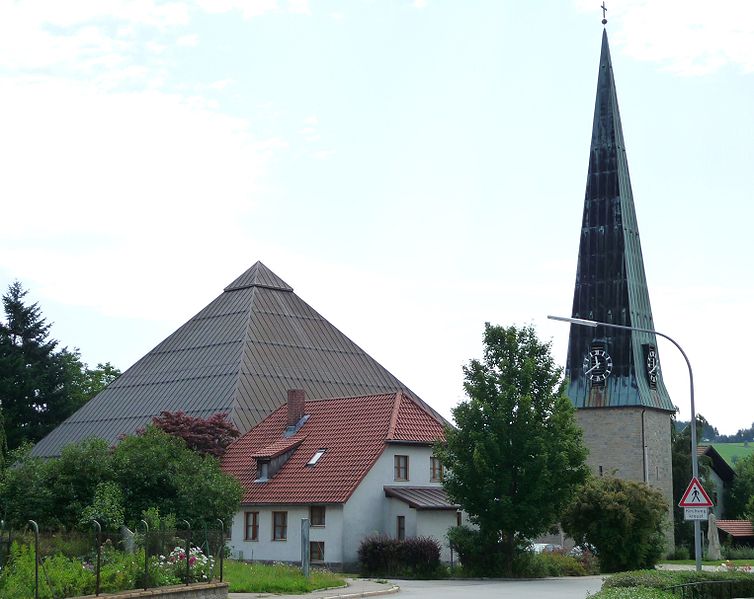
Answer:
[318, 584, 400, 599]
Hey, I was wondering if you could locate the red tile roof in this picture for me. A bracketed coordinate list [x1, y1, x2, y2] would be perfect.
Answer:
[252, 436, 305, 459]
[221, 392, 446, 505]
[716, 520, 754, 538]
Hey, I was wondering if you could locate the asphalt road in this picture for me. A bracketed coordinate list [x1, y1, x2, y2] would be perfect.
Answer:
[389, 576, 606, 598]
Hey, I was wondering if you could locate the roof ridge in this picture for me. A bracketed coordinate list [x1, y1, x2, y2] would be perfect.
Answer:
[386, 391, 402, 439]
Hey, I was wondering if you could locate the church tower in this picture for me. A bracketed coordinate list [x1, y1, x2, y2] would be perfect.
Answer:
[566, 26, 676, 541]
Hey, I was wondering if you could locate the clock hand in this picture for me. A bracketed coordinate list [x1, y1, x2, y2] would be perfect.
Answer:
[585, 362, 600, 374]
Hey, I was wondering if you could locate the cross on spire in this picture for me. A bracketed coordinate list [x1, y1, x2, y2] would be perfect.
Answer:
[601, 2, 608, 25]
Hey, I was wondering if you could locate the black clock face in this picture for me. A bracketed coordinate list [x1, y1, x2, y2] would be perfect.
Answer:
[583, 348, 613, 382]
[646, 348, 659, 385]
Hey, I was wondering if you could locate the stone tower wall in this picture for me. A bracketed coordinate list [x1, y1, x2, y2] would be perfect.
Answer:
[577, 406, 675, 551]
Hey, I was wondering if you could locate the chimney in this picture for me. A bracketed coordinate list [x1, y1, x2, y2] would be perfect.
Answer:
[287, 389, 305, 427]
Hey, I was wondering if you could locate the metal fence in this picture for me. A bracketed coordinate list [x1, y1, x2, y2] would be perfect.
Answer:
[665, 580, 748, 599]
[0, 519, 226, 599]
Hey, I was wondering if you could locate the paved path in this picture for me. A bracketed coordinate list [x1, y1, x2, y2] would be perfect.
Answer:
[390, 577, 605, 599]
[230, 576, 606, 599]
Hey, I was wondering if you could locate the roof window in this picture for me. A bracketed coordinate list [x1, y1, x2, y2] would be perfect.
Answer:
[307, 449, 326, 467]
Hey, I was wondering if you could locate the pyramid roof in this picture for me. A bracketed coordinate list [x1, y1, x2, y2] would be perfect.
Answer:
[221, 391, 446, 504]
[33, 262, 434, 457]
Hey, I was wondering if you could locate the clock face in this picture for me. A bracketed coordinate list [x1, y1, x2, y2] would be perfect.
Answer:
[583, 348, 613, 382]
[646, 348, 659, 385]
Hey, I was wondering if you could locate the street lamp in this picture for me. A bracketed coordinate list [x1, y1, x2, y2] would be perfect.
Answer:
[547, 314, 702, 572]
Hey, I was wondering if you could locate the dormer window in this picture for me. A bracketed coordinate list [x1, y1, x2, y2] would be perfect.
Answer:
[255, 460, 270, 482]
[307, 449, 326, 466]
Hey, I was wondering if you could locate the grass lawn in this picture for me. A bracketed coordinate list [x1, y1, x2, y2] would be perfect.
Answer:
[223, 560, 346, 594]
[710, 442, 754, 467]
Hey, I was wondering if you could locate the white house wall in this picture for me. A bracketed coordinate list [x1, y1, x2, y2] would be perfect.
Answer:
[229, 504, 344, 565]
[342, 444, 444, 566]
[229, 444, 453, 567]
[416, 509, 457, 563]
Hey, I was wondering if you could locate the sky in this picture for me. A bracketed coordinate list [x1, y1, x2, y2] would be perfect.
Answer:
[0, 0, 752, 435]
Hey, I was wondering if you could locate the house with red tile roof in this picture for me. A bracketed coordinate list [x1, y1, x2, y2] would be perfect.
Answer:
[221, 389, 464, 568]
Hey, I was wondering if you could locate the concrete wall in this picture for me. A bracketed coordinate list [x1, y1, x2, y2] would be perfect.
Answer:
[74, 583, 227, 599]
[415, 509, 458, 562]
[577, 406, 674, 550]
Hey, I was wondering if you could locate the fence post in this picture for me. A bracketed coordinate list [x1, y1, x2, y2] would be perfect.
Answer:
[138, 520, 149, 590]
[180, 519, 191, 585]
[216, 519, 224, 582]
[92, 520, 102, 596]
[301, 518, 310, 578]
[28, 520, 39, 599]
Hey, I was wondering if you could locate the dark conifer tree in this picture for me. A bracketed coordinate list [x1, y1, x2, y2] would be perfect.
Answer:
[0, 282, 67, 449]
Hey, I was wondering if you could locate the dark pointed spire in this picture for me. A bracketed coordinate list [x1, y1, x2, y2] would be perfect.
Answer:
[565, 31, 674, 412]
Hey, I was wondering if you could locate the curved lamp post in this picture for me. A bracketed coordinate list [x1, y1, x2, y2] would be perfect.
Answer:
[547, 315, 702, 572]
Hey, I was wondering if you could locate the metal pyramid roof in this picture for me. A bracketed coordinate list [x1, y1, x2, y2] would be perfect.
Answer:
[33, 262, 433, 457]
[565, 30, 674, 412]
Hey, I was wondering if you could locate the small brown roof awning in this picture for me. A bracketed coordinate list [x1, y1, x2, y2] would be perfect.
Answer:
[716, 520, 754, 538]
[384, 486, 459, 510]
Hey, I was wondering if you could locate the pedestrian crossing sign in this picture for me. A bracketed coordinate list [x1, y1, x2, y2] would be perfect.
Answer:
[678, 477, 713, 508]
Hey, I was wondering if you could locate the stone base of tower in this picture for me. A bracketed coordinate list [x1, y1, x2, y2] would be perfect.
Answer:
[576, 406, 675, 554]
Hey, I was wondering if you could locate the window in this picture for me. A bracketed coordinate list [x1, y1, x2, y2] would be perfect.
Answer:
[272, 511, 287, 540]
[310, 541, 325, 563]
[430, 456, 443, 482]
[310, 505, 326, 527]
[456, 511, 462, 527]
[396, 515, 405, 540]
[244, 511, 259, 541]
[394, 455, 409, 481]
[307, 449, 326, 466]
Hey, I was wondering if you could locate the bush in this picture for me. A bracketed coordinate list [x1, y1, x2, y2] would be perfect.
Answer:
[562, 476, 668, 573]
[358, 535, 442, 577]
[669, 546, 690, 560]
[722, 545, 754, 560]
[447, 526, 505, 576]
[358, 534, 402, 576]
[0, 542, 95, 599]
[603, 569, 754, 598]
[400, 537, 441, 577]
[589, 588, 675, 599]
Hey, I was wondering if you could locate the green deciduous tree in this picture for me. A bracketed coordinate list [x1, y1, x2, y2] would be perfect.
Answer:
[728, 454, 754, 519]
[0, 428, 242, 530]
[112, 426, 242, 527]
[561, 476, 668, 572]
[435, 323, 589, 575]
[671, 415, 714, 548]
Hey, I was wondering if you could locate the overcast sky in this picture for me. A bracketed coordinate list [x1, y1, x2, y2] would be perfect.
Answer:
[1, 0, 752, 435]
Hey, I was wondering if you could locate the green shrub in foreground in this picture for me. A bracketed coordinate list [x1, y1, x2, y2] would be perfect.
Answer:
[358, 534, 442, 577]
[589, 588, 675, 599]
[603, 569, 754, 598]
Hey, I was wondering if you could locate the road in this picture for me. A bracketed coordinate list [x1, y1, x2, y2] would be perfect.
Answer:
[389, 576, 605, 599]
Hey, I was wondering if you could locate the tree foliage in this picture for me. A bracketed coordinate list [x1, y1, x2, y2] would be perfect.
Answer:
[0, 427, 242, 529]
[671, 415, 714, 548]
[561, 475, 668, 572]
[0, 282, 120, 453]
[150, 411, 240, 457]
[728, 453, 754, 520]
[435, 323, 588, 575]
[0, 281, 68, 450]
